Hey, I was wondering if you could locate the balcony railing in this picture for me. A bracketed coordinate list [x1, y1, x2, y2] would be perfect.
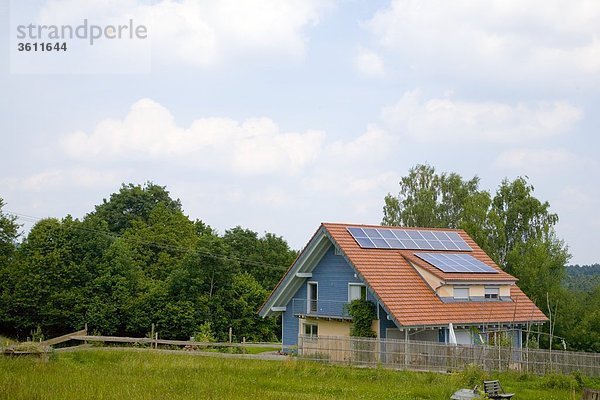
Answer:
[292, 298, 351, 319]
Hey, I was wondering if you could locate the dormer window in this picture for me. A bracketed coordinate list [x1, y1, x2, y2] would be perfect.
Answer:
[485, 287, 500, 300]
[454, 287, 469, 300]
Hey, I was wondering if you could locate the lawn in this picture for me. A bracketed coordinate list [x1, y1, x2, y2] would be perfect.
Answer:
[0, 349, 596, 400]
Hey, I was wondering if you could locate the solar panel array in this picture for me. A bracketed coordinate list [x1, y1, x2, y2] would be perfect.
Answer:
[347, 227, 472, 251]
[415, 252, 498, 274]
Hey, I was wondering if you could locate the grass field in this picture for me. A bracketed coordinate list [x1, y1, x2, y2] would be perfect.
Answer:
[0, 349, 597, 399]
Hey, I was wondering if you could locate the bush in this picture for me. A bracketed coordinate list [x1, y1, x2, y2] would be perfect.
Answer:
[539, 373, 578, 390]
[459, 364, 488, 388]
[193, 322, 216, 343]
[346, 300, 376, 338]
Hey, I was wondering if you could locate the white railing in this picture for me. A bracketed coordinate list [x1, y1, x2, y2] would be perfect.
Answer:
[291, 299, 350, 318]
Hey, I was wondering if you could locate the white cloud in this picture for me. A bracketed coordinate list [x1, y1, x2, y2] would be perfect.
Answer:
[36, 0, 333, 67]
[304, 170, 399, 196]
[557, 186, 592, 211]
[61, 98, 325, 176]
[494, 148, 576, 170]
[249, 187, 294, 207]
[353, 47, 385, 77]
[21, 168, 120, 191]
[365, 0, 600, 84]
[381, 90, 582, 143]
[328, 125, 395, 160]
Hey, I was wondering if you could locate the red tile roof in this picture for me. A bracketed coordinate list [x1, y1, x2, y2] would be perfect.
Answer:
[323, 222, 548, 326]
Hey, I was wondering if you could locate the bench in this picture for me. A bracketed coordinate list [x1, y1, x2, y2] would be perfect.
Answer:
[483, 380, 514, 399]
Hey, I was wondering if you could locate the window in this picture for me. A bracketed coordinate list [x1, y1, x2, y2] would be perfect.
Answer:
[454, 287, 469, 300]
[485, 287, 500, 300]
[348, 284, 367, 301]
[304, 323, 318, 337]
[307, 282, 318, 312]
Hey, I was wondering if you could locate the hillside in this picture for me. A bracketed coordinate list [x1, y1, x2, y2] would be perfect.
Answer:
[564, 264, 600, 292]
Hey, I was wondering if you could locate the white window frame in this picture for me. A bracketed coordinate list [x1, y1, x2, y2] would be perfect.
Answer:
[348, 283, 367, 302]
[307, 281, 318, 313]
[454, 286, 470, 300]
[303, 321, 318, 337]
[484, 286, 500, 300]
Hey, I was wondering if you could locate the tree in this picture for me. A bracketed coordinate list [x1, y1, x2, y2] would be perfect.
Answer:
[488, 178, 560, 267]
[382, 164, 492, 251]
[2, 217, 101, 336]
[0, 198, 20, 331]
[0, 183, 294, 342]
[382, 164, 576, 348]
[121, 202, 198, 281]
[224, 273, 278, 342]
[0, 197, 20, 267]
[91, 182, 182, 234]
[223, 227, 296, 290]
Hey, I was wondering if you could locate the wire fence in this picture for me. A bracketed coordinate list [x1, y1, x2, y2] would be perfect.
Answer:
[298, 335, 600, 377]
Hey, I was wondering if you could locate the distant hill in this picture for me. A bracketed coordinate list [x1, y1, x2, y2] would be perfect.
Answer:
[564, 264, 600, 292]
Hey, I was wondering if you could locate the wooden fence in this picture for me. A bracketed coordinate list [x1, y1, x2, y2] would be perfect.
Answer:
[298, 335, 600, 377]
[68, 335, 280, 350]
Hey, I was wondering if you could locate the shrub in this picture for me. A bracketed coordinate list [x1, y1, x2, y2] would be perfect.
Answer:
[459, 364, 488, 388]
[539, 373, 578, 390]
[346, 300, 376, 338]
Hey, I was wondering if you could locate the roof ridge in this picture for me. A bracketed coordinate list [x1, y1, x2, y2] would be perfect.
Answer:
[321, 222, 466, 232]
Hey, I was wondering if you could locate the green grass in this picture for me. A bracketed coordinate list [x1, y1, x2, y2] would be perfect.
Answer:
[0, 335, 17, 348]
[242, 346, 280, 354]
[0, 349, 597, 400]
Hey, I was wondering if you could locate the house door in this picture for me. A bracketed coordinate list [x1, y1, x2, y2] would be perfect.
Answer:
[307, 282, 318, 313]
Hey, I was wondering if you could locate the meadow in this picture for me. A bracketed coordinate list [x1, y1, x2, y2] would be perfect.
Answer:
[0, 349, 597, 400]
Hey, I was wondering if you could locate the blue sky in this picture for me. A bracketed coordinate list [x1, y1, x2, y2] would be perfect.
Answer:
[1, 0, 599, 265]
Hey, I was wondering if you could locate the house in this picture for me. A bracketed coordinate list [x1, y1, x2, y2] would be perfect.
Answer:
[259, 223, 547, 350]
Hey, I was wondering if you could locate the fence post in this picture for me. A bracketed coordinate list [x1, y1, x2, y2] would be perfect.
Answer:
[150, 323, 155, 347]
[229, 327, 232, 343]
[404, 330, 408, 367]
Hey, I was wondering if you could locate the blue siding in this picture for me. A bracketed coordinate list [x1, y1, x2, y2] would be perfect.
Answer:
[282, 245, 375, 347]
[378, 304, 399, 339]
[282, 308, 299, 348]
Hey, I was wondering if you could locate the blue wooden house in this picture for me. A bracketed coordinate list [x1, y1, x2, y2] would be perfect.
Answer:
[259, 223, 547, 350]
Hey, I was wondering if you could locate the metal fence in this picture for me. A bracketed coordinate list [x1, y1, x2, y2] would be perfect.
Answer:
[298, 335, 600, 377]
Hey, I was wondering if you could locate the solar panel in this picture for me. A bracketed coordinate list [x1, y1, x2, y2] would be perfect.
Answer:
[347, 227, 472, 251]
[415, 253, 497, 274]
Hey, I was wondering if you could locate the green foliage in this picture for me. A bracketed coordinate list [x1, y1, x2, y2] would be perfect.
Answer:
[91, 182, 183, 235]
[0, 184, 294, 343]
[223, 227, 297, 290]
[346, 299, 377, 338]
[0, 197, 20, 264]
[459, 364, 488, 388]
[564, 264, 600, 292]
[193, 321, 216, 343]
[381, 164, 592, 350]
[539, 373, 579, 390]
[382, 164, 492, 249]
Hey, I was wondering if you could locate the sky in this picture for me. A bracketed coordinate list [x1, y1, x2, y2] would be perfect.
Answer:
[1, 0, 599, 265]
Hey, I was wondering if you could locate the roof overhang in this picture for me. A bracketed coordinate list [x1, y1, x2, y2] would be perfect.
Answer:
[444, 280, 517, 285]
[259, 226, 332, 318]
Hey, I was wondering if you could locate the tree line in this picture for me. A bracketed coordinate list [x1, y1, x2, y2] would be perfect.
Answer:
[1, 166, 598, 352]
[383, 164, 599, 352]
[0, 184, 296, 342]
[564, 264, 600, 294]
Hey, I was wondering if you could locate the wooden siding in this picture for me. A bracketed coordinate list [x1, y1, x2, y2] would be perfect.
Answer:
[282, 245, 377, 347]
